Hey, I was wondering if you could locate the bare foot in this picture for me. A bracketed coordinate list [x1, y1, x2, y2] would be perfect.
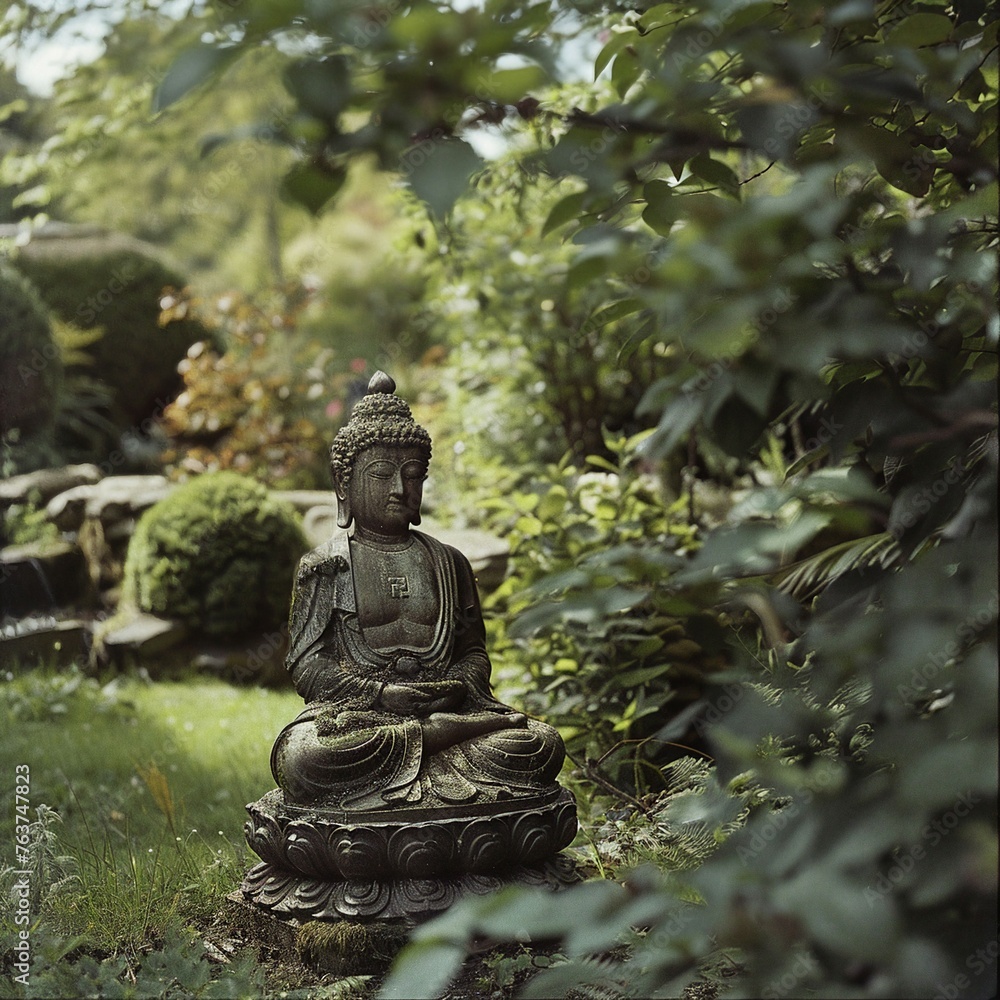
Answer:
[422, 711, 526, 754]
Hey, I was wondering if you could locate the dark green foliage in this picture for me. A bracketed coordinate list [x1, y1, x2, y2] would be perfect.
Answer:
[121, 471, 306, 636]
[482, 441, 729, 789]
[13, 233, 209, 433]
[410, 180, 668, 467]
[0, 261, 60, 441]
[0, 924, 265, 1000]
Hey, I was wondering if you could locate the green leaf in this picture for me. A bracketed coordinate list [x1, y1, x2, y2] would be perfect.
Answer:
[283, 57, 351, 123]
[886, 12, 954, 47]
[617, 662, 671, 686]
[774, 868, 901, 962]
[405, 139, 481, 218]
[153, 45, 236, 112]
[589, 297, 644, 328]
[480, 65, 547, 103]
[642, 178, 682, 235]
[688, 153, 741, 196]
[611, 43, 642, 98]
[380, 939, 466, 1000]
[543, 190, 587, 236]
[594, 29, 638, 80]
[280, 161, 347, 215]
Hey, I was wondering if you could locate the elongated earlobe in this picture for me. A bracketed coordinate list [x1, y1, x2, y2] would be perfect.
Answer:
[334, 475, 352, 529]
[336, 494, 352, 530]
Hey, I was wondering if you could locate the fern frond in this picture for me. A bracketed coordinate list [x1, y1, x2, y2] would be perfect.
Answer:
[775, 531, 901, 599]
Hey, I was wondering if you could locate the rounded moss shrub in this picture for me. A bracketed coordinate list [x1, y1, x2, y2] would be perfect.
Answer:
[122, 472, 307, 637]
[0, 261, 61, 438]
[13, 230, 209, 430]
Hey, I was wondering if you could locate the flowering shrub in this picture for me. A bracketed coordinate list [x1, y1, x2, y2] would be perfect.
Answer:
[157, 286, 365, 489]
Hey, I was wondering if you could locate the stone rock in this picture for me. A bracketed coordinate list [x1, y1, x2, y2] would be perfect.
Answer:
[0, 618, 90, 666]
[0, 464, 102, 509]
[424, 521, 510, 593]
[191, 629, 290, 686]
[301, 505, 338, 548]
[47, 475, 172, 532]
[101, 612, 188, 656]
[0, 540, 90, 617]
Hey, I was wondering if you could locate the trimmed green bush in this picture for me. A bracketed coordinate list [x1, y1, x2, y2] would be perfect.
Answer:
[121, 472, 306, 637]
[0, 261, 61, 438]
[13, 231, 209, 430]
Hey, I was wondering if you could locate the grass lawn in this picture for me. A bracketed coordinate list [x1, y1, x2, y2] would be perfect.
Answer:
[1, 668, 301, 954]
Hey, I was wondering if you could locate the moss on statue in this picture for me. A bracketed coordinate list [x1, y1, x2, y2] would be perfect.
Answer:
[296, 920, 408, 976]
[120, 472, 307, 637]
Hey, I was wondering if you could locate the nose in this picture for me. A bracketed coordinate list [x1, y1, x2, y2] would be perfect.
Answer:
[389, 468, 405, 497]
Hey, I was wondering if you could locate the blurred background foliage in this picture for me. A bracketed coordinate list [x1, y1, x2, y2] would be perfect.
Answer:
[1, 0, 997, 997]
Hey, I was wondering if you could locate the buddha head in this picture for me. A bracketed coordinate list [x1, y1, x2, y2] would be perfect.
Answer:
[329, 371, 432, 535]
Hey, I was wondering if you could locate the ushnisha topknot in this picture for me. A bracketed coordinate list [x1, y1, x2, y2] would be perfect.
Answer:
[329, 371, 431, 488]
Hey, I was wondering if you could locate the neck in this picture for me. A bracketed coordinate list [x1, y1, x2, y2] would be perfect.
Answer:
[352, 525, 413, 548]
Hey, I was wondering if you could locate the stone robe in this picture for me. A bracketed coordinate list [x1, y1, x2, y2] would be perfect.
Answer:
[271, 531, 564, 810]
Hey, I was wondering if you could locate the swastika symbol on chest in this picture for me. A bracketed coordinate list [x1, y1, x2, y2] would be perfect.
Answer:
[388, 576, 410, 598]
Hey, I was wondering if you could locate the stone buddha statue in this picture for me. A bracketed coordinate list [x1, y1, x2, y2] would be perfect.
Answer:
[242, 372, 578, 922]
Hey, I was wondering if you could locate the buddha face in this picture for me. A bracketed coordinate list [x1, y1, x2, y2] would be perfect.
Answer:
[344, 445, 428, 536]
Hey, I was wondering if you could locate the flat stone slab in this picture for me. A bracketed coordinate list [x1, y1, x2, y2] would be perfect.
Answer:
[0, 618, 90, 666]
[300, 505, 338, 548]
[0, 540, 89, 616]
[46, 476, 172, 531]
[0, 464, 102, 508]
[101, 613, 188, 655]
[222, 894, 407, 977]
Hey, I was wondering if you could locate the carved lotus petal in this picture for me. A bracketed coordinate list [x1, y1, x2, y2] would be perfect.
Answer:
[339, 879, 391, 918]
[511, 811, 553, 865]
[458, 818, 510, 873]
[331, 826, 389, 880]
[552, 799, 579, 851]
[399, 877, 454, 911]
[283, 820, 333, 878]
[388, 824, 456, 878]
[244, 811, 286, 867]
